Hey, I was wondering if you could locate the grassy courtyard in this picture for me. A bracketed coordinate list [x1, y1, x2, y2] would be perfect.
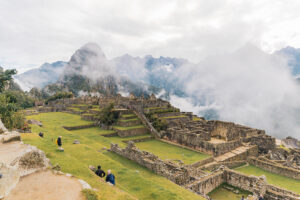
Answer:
[135, 140, 210, 164]
[208, 183, 252, 200]
[23, 112, 204, 200]
[235, 165, 300, 194]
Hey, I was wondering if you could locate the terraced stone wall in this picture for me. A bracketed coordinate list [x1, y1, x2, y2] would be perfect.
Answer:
[248, 157, 300, 180]
[110, 142, 191, 185]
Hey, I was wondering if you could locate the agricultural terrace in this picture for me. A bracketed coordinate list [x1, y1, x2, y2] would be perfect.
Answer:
[22, 112, 205, 200]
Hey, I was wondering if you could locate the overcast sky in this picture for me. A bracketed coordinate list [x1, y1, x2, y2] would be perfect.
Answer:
[1, 0, 300, 72]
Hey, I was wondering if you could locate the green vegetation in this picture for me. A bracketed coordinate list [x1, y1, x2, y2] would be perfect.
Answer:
[145, 113, 167, 131]
[193, 116, 202, 121]
[146, 106, 167, 110]
[161, 115, 187, 119]
[0, 91, 27, 129]
[279, 144, 290, 152]
[113, 125, 144, 130]
[235, 165, 300, 193]
[135, 140, 210, 164]
[82, 189, 99, 200]
[23, 112, 204, 200]
[208, 183, 252, 200]
[120, 118, 139, 122]
[121, 114, 136, 118]
[0, 67, 16, 92]
[147, 108, 180, 115]
[45, 92, 74, 104]
[98, 103, 119, 125]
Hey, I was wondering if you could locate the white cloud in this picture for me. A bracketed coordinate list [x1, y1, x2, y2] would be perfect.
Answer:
[1, 0, 300, 71]
[172, 44, 300, 139]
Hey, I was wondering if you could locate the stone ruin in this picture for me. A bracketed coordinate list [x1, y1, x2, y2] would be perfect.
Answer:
[111, 141, 300, 200]
[111, 141, 192, 185]
[30, 94, 300, 199]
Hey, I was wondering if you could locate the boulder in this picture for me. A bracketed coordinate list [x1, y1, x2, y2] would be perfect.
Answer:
[0, 132, 21, 143]
[27, 119, 43, 127]
[0, 162, 20, 199]
[73, 139, 80, 144]
[282, 136, 299, 149]
[89, 165, 96, 172]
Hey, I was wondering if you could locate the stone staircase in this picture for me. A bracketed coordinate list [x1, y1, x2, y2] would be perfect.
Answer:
[214, 145, 255, 162]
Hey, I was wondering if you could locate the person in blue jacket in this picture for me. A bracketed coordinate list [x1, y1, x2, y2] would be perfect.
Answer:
[105, 169, 115, 185]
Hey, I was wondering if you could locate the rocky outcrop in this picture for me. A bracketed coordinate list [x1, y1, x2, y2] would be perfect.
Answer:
[282, 136, 300, 149]
[0, 132, 21, 143]
[0, 162, 20, 199]
[10, 145, 49, 176]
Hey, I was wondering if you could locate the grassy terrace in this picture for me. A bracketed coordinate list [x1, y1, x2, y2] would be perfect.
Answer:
[146, 106, 168, 110]
[113, 125, 144, 130]
[121, 114, 136, 118]
[23, 112, 204, 200]
[208, 183, 252, 200]
[135, 140, 210, 164]
[120, 118, 139, 122]
[235, 165, 300, 194]
[161, 115, 187, 119]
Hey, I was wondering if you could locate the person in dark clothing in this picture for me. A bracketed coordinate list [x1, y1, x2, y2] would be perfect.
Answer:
[39, 132, 44, 138]
[105, 170, 115, 185]
[241, 196, 244, 200]
[95, 165, 105, 178]
[57, 136, 62, 147]
[258, 196, 264, 200]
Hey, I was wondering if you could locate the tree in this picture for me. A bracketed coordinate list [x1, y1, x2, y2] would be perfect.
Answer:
[0, 67, 17, 93]
[98, 103, 119, 126]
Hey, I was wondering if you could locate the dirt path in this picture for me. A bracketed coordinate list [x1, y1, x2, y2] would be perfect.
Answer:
[6, 170, 85, 200]
[0, 142, 27, 164]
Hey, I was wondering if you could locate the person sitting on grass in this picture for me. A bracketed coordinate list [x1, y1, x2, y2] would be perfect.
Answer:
[95, 165, 105, 178]
[105, 169, 115, 185]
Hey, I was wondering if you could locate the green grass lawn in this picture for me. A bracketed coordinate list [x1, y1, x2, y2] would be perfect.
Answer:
[120, 118, 139, 122]
[113, 125, 145, 130]
[135, 140, 210, 164]
[208, 183, 252, 200]
[23, 112, 204, 200]
[235, 165, 300, 194]
[121, 114, 136, 118]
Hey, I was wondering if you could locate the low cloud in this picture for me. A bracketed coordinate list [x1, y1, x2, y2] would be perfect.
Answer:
[171, 44, 300, 139]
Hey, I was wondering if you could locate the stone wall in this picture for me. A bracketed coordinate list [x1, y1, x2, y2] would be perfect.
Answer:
[210, 121, 240, 141]
[248, 157, 300, 180]
[116, 127, 148, 137]
[225, 169, 267, 196]
[110, 142, 191, 185]
[187, 170, 225, 195]
[245, 135, 276, 154]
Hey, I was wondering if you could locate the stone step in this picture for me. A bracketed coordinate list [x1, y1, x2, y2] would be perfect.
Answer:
[214, 146, 253, 162]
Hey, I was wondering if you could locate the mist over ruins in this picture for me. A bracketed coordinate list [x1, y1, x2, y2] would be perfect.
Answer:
[1, 1, 300, 200]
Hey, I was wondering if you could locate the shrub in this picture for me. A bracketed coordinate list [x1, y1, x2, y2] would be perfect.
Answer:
[82, 189, 99, 200]
[45, 92, 74, 104]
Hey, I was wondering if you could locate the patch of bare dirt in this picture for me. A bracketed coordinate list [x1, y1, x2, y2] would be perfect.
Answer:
[6, 170, 84, 200]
